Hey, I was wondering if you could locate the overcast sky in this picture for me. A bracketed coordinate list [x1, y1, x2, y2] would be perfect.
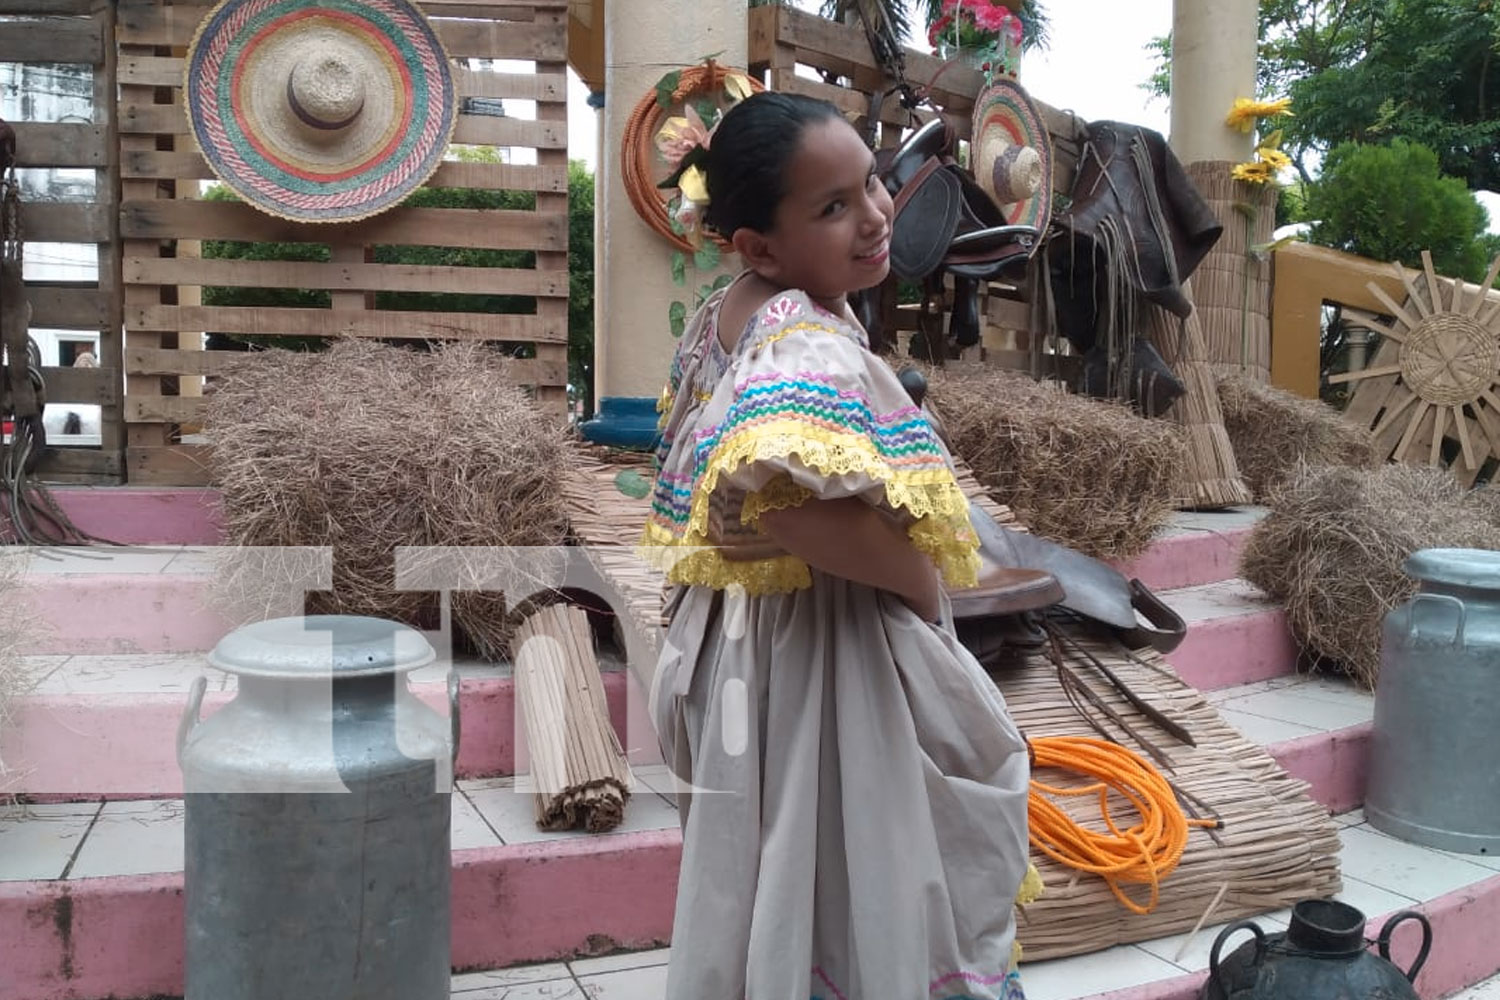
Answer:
[560, 1, 1500, 227]
[563, 0, 1174, 170]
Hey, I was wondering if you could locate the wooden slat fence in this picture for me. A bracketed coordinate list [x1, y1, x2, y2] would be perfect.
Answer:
[115, 0, 570, 484]
[3, 0, 125, 482]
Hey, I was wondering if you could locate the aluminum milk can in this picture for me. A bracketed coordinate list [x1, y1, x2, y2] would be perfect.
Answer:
[179, 615, 457, 1000]
[1367, 547, 1500, 855]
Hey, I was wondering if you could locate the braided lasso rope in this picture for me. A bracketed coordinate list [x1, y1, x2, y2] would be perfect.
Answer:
[620, 61, 764, 254]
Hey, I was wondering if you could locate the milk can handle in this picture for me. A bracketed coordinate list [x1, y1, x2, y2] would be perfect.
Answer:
[1207, 921, 1267, 999]
[1377, 909, 1432, 983]
[447, 670, 462, 767]
[176, 675, 208, 762]
[1408, 593, 1467, 646]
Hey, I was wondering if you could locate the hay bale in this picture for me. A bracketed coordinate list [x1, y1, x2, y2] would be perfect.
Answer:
[204, 339, 575, 658]
[1240, 463, 1500, 687]
[1218, 374, 1379, 500]
[927, 367, 1186, 558]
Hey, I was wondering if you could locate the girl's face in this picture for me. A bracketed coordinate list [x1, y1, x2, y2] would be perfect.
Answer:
[753, 118, 893, 308]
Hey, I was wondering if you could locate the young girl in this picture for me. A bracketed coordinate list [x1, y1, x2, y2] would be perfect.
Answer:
[643, 91, 1033, 1000]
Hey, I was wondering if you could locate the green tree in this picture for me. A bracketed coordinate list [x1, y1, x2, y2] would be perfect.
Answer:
[1303, 139, 1492, 280]
[567, 160, 596, 420]
[1145, 1, 1500, 189]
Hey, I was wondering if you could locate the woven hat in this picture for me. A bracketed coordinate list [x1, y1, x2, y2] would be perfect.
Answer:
[185, 0, 457, 224]
[971, 79, 1053, 231]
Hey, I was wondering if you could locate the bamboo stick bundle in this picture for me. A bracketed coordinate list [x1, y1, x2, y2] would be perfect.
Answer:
[512, 603, 634, 833]
[1142, 285, 1254, 509]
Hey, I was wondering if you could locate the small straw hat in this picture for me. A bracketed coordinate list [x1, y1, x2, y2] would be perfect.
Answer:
[971, 78, 1053, 230]
[184, 0, 458, 223]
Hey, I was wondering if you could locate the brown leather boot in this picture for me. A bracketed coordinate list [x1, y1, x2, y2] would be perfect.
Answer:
[945, 562, 1064, 619]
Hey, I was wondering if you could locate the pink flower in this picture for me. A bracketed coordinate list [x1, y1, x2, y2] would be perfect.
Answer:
[970, 1, 1011, 32]
[655, 104, 712, 170]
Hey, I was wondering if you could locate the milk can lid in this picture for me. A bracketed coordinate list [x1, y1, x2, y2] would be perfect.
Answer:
[208, 615, 437, 678]
[1404, 548, 1500, 591]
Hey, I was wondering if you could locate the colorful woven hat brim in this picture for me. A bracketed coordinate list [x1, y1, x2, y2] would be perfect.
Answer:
[185, 0, 457, 224]
[972, 79, 1053, 231]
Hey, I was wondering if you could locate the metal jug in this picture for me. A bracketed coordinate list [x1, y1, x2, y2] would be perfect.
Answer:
[1202, 899, 1431, 1000]
[1368, 547, 1500, 855]
[179, 615, 458, 1000]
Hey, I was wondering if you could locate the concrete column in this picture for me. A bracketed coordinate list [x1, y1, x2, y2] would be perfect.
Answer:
[1168, 0, 1258, 164]
[579, 0, 749, 449]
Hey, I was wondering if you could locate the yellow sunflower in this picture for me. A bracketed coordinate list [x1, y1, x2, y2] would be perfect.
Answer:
[1226, 97, 1294, 134]
[1232, 160, 1277, 184]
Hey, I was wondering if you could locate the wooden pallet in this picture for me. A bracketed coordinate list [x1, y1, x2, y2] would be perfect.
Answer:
[115, 0, 572, 484]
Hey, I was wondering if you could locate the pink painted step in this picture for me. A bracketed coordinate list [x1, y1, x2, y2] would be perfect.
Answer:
[0, 833, 682, 1000]
[49, 487, 223, 546]
[1162, 578, 1299, 691]
[0, 714, 1417, 1000]
[3, 669, 655, 799]
[20, 549, 228, 657]
[1113, 508, 1265, 594]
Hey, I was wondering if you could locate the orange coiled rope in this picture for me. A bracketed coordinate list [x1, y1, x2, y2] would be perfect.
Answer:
[1028, 735, 1219, 915]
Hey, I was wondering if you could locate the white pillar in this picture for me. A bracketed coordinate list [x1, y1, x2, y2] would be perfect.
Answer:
[582, 0, 748, 448]
[1168, 0, 1258, 164]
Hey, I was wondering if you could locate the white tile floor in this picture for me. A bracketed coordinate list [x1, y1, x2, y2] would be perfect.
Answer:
[1206, 671, 1376, 742]
[442, 804, 1497, 1000]
[0, 774, 680, 883]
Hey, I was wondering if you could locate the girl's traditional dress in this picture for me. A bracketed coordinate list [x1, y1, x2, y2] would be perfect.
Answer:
[643, 283, 1033, 1000]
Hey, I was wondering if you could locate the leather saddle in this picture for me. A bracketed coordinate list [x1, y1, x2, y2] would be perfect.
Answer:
[856, 118, 1041, 357]
[901, 367, 1187, 667]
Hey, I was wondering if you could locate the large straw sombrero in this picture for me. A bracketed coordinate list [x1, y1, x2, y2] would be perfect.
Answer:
[185, 0, 457, 224]
[971, 79, 1053, 231]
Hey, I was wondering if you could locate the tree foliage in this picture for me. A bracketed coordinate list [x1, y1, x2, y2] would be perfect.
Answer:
[1146, 1, 1500, 190]
[1303, 139, 1491, 280]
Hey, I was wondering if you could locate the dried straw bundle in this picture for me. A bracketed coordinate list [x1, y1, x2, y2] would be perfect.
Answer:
[203, 339, 575, 658]
[1182, 163, 1276, 381]
[1217, 374, 1380, 500]
[0, 551, 38, 784]
[926, 367, 1186, 558]
[1240, 463, 1500, 687]
[1141, 290, 1254, 509]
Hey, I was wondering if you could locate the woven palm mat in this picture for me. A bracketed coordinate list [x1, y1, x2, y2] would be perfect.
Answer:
[561, 447, 1340, 961]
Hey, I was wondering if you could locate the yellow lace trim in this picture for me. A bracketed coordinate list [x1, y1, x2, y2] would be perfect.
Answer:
[639, 520, 812, 594]
[739, 473, 816, 528]
[909, 512, 981, 591]
[1011, 862, 1045, 966]
[691, 421, 978, 588]
[641, 421, 979, 593]
[1017, 861, 1045, 906]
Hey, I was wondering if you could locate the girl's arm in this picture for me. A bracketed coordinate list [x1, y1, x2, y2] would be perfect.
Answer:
[758, 498, 943, 622]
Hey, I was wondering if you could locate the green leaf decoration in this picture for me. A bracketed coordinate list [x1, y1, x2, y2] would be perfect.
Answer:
[655, 70, 682, 110]
[694, 241, 721, 272]
[614, 468, 651, 500]
[669, 300, 687, 338]
[671, 251, 687, 285]
[712, 273, 734, 291]
[694, 98, 718, 125]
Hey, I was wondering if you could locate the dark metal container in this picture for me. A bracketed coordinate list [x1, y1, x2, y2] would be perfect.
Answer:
[1201, 899, 1430, 1000]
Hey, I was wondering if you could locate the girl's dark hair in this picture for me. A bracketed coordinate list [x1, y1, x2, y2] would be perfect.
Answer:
[702, 92, 844, 237]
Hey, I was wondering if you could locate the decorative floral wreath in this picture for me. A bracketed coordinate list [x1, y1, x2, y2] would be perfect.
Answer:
[621, 59, 764, 254]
